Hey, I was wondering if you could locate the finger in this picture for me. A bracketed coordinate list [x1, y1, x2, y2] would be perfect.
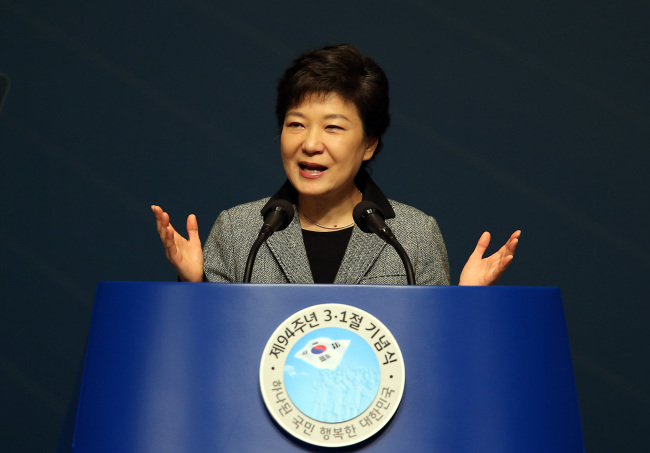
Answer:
[159, 210, 174, 242]
[472, 231, 491, 259]
[152, 205, 169, 227]
[186, 214, 200, 243]
[153, 205, 168, 228]
[162, 212, 174, 236]
[506, 238, 518, 256]
[164, 224, 179, 259]
[156, 210, 171, 240]
[505, 230, 521, 255]
[151, 205, 162, 219]
[152, 205, 164, 234]
[495, 253, 514, 277]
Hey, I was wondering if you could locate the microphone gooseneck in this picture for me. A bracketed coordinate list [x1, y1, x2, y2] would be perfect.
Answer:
[353, 201, 416, 285]
[243, 200, 294, 283]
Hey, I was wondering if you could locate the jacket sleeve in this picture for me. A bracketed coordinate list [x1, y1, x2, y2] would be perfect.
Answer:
[202, 210, 239, 283]
[414, 215, 450, 286]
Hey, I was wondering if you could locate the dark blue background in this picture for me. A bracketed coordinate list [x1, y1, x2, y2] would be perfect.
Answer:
[1, 1, 648, 451]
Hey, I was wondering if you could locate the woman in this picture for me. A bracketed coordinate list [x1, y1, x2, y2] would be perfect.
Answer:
[152, 44, 519, 285]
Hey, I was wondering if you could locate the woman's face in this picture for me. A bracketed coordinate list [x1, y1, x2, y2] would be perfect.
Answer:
[281, 93, 377, 202]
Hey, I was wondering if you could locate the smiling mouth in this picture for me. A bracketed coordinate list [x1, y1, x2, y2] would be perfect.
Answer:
[299, 163, 328, 173]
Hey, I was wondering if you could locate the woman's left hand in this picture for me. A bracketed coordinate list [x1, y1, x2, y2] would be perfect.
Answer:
[459, 230, 521, 286]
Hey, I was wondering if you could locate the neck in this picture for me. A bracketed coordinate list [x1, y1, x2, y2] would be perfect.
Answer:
[298, 186, 362, 231]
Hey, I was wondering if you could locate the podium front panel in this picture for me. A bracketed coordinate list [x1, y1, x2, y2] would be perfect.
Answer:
[72, 282, 584, 452]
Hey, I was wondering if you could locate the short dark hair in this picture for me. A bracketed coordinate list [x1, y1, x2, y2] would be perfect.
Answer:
[275, 44, 391, 161]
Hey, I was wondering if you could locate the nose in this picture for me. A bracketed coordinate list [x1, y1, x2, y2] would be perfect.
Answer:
[302, 128, 325, 154]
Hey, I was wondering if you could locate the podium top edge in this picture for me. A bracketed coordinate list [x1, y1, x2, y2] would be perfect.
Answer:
[97, 281, 560, 291]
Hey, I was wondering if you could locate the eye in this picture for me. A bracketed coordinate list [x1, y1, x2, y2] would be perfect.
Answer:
[286, 121, 304, 129]
[326, 125, 344, 130]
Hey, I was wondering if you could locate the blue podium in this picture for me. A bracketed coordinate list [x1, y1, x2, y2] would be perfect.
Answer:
[72, 282, 584, 452]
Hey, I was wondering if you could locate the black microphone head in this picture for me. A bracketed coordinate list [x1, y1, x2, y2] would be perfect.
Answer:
[261, 199, 295, 231]
[353, 200, 384, 234]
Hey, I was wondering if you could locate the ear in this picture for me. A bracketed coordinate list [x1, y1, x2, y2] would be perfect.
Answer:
[362, 138, 379, 161]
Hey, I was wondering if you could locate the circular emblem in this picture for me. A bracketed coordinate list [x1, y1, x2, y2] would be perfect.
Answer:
[260, 304, 405, 447]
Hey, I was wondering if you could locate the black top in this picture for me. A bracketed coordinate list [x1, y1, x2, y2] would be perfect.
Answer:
[302, 227, 354, 283]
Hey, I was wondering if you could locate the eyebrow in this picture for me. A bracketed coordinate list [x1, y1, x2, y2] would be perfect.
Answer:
[285, 111, 352, 122]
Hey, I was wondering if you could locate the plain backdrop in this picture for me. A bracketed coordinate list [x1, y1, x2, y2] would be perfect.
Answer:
[1, 1, 648, 451]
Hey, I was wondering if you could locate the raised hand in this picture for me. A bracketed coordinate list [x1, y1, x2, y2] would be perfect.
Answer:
[151, 205, 204, 282]
[459, 230, 521, 286]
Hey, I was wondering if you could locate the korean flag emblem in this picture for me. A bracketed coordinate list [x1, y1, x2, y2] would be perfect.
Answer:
[295, 337, 351, 370]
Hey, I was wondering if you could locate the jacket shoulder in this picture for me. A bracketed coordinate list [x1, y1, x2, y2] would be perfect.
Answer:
[384, 199, 450, 286]
[219, 197, 270, 221]
[387, 199, 437, 224]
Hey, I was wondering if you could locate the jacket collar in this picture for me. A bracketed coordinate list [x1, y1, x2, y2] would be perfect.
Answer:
[262, 169, 395, 219]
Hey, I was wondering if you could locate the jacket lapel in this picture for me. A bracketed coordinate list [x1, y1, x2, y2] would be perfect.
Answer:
[333, 170, 393, 284]
[265, 209, 314, 284]
[334, 226, 387, 284]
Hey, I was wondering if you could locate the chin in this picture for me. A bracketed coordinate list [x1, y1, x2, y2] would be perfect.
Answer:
[297, 187, 326, 197]
[291, 177, 321, 191]
[296, 184, 333, 199]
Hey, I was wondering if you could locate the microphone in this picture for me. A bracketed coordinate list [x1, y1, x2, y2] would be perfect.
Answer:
[243, 199, 294, 282]
[353, 201, 416, 285]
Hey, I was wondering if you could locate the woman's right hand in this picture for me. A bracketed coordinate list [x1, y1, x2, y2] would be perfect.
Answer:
[151, 205, 204, 282]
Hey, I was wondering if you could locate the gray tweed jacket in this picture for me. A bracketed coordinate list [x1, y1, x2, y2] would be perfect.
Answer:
[203, 174, 450, 285]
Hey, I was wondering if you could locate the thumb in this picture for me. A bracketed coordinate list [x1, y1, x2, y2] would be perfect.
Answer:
[472, 231, 491, 259]
[186, 214, 200, 243]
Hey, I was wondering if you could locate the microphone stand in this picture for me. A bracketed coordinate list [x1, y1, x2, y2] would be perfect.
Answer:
[353, 201, 416, 285]
[243, 200, 294, 283]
